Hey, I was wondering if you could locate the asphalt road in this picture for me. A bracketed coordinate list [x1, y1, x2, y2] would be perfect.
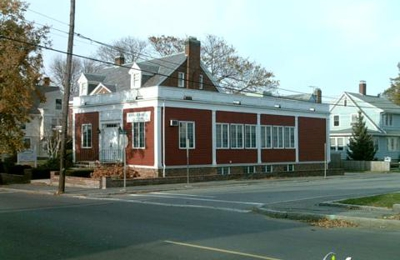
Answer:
[1, 173, 400, 260]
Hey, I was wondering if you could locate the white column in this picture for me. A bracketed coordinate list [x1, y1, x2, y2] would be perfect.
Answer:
[257, 113, 262, 164]
[154, 104, 162, 168]
[212, 110, 217, 165]
[295, 116, 299, 163]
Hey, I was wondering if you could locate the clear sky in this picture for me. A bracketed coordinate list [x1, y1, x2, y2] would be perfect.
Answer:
[24, 0, 400, 103]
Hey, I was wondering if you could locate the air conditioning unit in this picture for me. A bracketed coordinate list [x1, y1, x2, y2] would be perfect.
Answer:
[170, 120, 179, 127]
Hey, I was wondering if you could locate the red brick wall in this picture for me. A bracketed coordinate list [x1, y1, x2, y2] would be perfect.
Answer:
[298, 117, 326, 161]
[165, 107, 212, 165]
[261, 114, 295, 126]
[262, 149, 296, 162]
[75, 112, 99, 161]
[123, 107, 154, 166]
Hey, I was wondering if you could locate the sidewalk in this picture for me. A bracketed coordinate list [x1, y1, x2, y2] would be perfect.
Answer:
[1, 177, 400, 230]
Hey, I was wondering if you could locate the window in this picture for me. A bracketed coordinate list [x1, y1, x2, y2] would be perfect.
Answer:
[199, 74, 203, 89]
[133, 122, 145, 148]
[82, 124, 92, 148]
[132, 73, 141, 88]
[179, 121, 195, 149]
[285, 164, 294, 172]
[230, 124, 244, 148]
[383, 114, 393, 126]
[245, 125, 257, 148]
[387, 137, 398, 151]
[284, 126, 295, 148]
[333, 115, 340, 126]
[56, 99, 62, 110]
[216, 123, 229, 148]
[351, 114, 358, 125]
[23, 138, 31, 150]
[261, 125, 272, 148]
[21, 124, 26, 130]
[178, 72, 185, 88]
[330, 137, 345, 151]
[373, 138, 379, 151]
[262, 165, 273, 173]
[217, 167, 230, 175]
[244, 166, 256, 174]
[272, 126, 284, 148]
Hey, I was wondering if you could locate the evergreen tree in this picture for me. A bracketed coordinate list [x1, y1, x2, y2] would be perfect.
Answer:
[347, 111, 376, 160]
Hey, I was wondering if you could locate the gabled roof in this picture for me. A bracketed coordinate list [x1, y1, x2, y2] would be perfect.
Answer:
[139, 53, 186, 87]
[346, 92, 400, 114]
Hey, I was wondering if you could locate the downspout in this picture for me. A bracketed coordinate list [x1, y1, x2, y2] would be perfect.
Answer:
[162, 100, 166, 178]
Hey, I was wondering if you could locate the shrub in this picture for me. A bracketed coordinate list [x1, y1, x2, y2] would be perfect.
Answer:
[91, 163, 140, 179]
[31, 168, 50, 179]
[66, 169, 93, 178]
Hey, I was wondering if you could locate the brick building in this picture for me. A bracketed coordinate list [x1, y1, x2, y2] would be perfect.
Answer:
[72, 37, 331, 178]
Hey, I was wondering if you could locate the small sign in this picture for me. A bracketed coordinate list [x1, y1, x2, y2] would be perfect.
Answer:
[127, 111, 151, 123]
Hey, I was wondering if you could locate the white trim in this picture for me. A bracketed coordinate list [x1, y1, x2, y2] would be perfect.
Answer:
[212, 110, 216, 165]
[178, 72, 185, 88]
[257, 114, 261, 163]
[295, 116, 299, 162]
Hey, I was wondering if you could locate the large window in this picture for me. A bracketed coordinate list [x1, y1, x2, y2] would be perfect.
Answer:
[261, 125, 272, 148]
[230, 124, 244, 148]
[272, 126, 284, 148]
[199, 74, 204, 89]
[178, 72, 185, 88]
[82, 124, 92, 148]
[284, 126, 295, 148]
[216, 123, 229, 148]
[330, 137, 345, 151]
[387, 137, 399, 151]
[383, 114, 393, 126]
[179, 121, 195, 149]
[133, 122, 145, 148]
[245, 125, 257, 148]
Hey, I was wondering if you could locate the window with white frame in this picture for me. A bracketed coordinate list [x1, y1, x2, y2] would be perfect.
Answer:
[216, 123, 229, 148]
[217, 167, 230, 175]
[333, 115, 340, 126]
[330, 138, 336, 150]
[387, 137, 399, 151]
[330, 137, 345, 151]
[337, 137, 345, 151]
[272, 126, 284, 148]
[261, 125, 272, 148]
[82, 124, 92, 148]
[230, 124, 244, 148]
[179, 121, 195, 149]
[351, 114, 358, 125]
[244, 166, 256, 174]
[373, 138, 379, 151]
[284, 126, 295, 148]
[262, 165, 273, 173]
[132, 72, 141, 88]
[383, 114, 393, 126]
[133, 121, 145, 148]
[23, 137, 31, 150]
[56, 99, 62, 110]
[178, 72, 185, 88]
[245, 124, 257, 148]
[199, 74, 203, 89]
[285, 164, 294, 172]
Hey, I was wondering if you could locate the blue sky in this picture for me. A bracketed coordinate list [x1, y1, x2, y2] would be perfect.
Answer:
[25, 0, 400, 103]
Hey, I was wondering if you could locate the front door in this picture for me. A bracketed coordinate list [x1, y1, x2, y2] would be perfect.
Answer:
[100, 124, 121, 162]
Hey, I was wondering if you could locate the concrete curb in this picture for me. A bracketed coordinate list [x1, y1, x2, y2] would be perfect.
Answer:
[254, 207, 400, 230]
[0, 187, 56, 196]
[319, 201, 393, 212]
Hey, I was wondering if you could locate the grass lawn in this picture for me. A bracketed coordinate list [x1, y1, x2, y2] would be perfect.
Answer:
[340, 193, 400, 208]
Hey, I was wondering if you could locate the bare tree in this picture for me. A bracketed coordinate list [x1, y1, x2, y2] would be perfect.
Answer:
[96, 36, 149, 63]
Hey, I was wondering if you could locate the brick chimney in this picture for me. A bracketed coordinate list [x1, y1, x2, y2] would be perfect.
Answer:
[359, 80, 366, 95]
[43, 77, 50, 86]
[185, 37, 201, 89]
[115, 55, 125, 66]
[313, 88, 322, 103]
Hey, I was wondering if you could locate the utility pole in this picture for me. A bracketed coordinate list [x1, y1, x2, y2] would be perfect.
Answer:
[58, 0, 75, 194]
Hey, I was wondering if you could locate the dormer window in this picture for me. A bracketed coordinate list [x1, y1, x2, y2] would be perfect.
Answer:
[383, 114, 393, 126]
[132, 72, 141, 89]
[178, 72, 185, 88]
[80, 82, 88, 96]
[199, 74, 203, 89]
